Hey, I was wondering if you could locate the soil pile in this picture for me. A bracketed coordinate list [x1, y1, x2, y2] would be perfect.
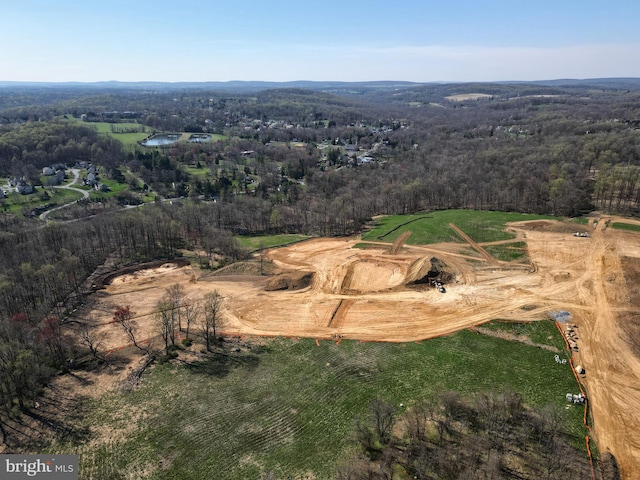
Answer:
[94, 258, 191, 290]
[412, 257, 454, 284]
[264, 271, 314, 291]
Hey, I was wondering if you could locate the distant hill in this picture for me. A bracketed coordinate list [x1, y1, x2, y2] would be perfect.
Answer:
[0, 80, 424, 94]
[1, 78, 638, 94]
[509, 78, 640, 90]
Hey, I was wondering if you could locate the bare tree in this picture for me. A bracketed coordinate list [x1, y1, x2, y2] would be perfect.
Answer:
[202, 291, 224, 352]
[166, 283, 186, 332]
[371, 398, 396, 446]
[39, 317, 67, 369]
[113, 305, 148, 354]
[182, 298, 200, 341]
[155, 298, 177, 356]
[354, 418, 376, 455]
[79, 321, 108, 365]
[406, 401, 431, 444]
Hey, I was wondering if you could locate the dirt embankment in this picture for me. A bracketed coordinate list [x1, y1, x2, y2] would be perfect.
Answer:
[92, 258, 192, 290]
[265, 271, 314, 291]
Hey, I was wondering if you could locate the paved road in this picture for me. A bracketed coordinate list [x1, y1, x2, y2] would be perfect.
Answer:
[39, 169, 90, 221]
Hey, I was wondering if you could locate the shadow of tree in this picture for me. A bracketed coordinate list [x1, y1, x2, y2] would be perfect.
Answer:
[182, 352, 260, 378]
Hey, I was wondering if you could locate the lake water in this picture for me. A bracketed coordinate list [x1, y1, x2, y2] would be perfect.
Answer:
[142, 134, 181, 146]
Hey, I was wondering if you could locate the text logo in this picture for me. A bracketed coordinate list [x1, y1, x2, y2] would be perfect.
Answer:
[1, 455, 78, 479]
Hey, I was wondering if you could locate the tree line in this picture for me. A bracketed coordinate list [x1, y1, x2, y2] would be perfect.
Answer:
[338, 391, 619, 479]
[3, 83, 640, 219]
[0, 203, 247, 322]
[0, 120, 124, 180]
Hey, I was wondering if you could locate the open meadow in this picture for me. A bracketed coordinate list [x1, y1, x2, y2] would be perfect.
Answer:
[44, 330, 586, 479]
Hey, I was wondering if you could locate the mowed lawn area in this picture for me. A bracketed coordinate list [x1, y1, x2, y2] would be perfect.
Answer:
[362, 210, 558, 245]
[50, 325, 586, 479]
[1, 188, 84, 214]
[235, 233, 310, 252]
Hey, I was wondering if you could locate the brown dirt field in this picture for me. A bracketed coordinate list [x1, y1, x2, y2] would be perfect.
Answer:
[70, 215, 640, 478]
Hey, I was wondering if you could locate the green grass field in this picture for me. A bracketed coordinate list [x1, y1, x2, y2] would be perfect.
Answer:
[485, 241, 528, 261]
[235, 233, 310, 252]
[181, 164, 211, 178]
[611, 222, 640, 232]
[87, 179, 130, 200]
[67, 116, 149, 147]
[480, 319, 568, 351]
[88, 122, 144, 134]
[68, 115, 227, 150]
[206, 134, 226, 143]
[0, 188, 84, 214]
[113, 132, 150, 147]
[50, 329, 585, 479]
[362, 210, 557, 245]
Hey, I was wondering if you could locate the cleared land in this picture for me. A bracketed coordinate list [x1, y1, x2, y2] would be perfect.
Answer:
[42, 328, 585, 479]
[71, 214, 640, 478]
[445, 93, 494, 101]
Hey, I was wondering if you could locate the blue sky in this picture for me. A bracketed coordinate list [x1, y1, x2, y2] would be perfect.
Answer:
[2, 0, 639, 82]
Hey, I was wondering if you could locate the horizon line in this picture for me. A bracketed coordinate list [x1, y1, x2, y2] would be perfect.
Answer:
[2, 77, 640, 86]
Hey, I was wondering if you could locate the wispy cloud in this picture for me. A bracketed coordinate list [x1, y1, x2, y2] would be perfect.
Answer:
[3, 38, 639, 83]
[344, 43, 640, 81]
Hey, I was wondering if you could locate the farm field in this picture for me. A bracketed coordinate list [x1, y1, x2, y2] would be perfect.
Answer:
[51, 211, 640, 478]
[68, 116, 225, 149]
[445, 93, 494, 101]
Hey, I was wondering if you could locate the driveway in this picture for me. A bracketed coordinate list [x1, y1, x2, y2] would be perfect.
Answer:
[39, 168, 90, 221]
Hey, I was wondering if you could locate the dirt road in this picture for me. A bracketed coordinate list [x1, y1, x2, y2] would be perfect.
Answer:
[515, 218, 640, 479]
[77, 218, 640, 477]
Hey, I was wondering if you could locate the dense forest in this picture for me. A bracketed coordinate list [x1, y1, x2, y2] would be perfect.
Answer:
[3, 81, 640, 226]
[0, 80, 638, 461]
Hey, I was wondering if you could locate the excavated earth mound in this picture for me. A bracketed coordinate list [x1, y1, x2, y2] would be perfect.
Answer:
[409, 256, 455, 285]
[93, 258, 191, 290]
[264, 271, 314, 291]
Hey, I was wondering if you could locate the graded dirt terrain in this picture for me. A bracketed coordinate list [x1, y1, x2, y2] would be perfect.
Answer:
[78, 217, 640, 478]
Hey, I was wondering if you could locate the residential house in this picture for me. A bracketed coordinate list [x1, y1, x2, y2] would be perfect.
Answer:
[16, 180, 34, 195]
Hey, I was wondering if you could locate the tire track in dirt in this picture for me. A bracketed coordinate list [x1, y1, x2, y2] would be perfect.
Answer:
[327, 299, 355, 328]
[340, 265, 355, 293]
[449, 223, 498, 265]
[390, 231, 412, 254]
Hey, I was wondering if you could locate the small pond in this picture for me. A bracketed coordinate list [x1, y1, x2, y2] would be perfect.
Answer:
[188, 134, 211, 143]
[141, 134, 181, 146]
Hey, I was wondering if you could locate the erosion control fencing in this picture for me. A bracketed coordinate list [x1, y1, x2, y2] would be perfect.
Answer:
[553, 314, 596, 480]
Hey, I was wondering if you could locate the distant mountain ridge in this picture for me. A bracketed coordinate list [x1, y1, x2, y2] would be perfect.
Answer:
[0, 80, 422, 92]
[1, 78, 640, 92]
